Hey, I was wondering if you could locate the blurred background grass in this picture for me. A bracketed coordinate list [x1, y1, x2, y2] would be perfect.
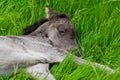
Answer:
[0, 0, 120, 80]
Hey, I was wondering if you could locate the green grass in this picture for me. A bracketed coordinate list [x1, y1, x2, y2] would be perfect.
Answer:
[0, 0, 120, 80]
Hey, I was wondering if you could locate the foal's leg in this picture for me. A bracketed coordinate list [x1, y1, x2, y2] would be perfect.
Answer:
[26, 63, 55, 80]
[52, 52, 115, 73]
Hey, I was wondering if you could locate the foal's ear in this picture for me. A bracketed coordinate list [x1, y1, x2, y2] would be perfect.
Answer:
[45, 7, 57, 20]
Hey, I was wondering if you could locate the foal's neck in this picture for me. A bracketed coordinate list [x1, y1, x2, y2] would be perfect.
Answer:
[27, 35, 52, 46]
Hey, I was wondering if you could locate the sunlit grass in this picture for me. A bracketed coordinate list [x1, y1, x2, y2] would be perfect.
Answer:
[0, 0, 120, 80]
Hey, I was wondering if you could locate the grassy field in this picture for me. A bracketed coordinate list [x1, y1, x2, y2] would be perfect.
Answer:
[0, 0, 120, 80]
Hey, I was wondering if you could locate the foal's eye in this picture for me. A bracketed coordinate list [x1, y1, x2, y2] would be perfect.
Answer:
[59, 30, 65, 34]
[57, 25, 66, 35]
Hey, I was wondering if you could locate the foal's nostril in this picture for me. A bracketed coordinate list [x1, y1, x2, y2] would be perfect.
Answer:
[70, 35, 75, 40]
[70, 36, 73, 39]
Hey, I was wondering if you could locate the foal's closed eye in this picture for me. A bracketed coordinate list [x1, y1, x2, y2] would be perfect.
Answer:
[57, 25, 66, 36]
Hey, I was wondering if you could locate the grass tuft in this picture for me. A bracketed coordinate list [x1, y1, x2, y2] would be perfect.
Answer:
[0, 0, 120, 80]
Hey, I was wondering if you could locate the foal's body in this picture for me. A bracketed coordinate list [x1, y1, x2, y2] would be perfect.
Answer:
[0, 7, 77, 80]
[0, 7, 114, 80]
[0, 36, 65, 66]
[0, 36, 65, 80]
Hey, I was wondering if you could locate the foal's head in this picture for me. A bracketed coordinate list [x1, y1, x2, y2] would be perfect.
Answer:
[23, 7, 76, 50]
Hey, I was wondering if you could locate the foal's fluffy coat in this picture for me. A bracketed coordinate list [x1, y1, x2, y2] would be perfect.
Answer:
[0, 7, 114, 80]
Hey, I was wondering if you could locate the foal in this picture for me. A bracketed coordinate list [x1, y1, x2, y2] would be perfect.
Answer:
[0, 7, 114, 80]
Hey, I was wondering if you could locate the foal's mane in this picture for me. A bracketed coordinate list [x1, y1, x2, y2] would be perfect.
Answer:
[23, 18, 49, 35]
[23, 13, 69, 35]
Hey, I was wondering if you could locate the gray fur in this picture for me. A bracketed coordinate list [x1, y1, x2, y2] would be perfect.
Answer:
[0, 7, 114, 80]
